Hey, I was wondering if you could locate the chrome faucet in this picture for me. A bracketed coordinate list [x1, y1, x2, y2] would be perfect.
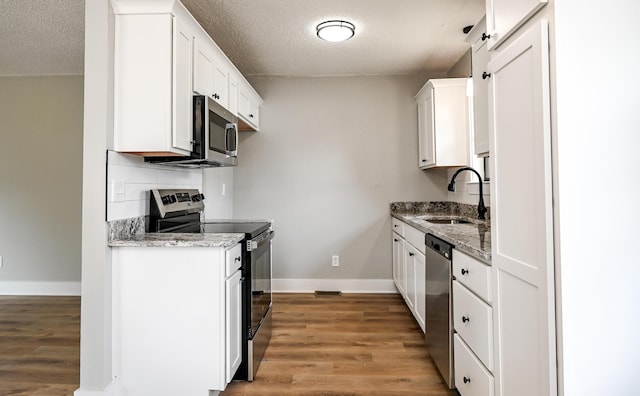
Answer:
[447, 167, 487, 220]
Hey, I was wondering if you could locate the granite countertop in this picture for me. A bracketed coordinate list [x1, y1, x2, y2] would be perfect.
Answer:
[391, 202, 491, 264]
[109, 232, 245, 248]
[107, 216, 245, 248]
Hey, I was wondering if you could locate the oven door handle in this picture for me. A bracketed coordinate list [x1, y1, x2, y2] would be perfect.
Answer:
[248, 230, 275, 251]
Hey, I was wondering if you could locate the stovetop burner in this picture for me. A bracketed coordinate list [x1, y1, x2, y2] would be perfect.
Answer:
[149, 188, 270, 237]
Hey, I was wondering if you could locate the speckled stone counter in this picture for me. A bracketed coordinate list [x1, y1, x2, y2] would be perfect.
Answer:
[108, 216, 244, 248]
[391, 202, 491, 263]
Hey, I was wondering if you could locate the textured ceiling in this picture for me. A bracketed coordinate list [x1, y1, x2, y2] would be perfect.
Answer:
[0, 0, 484, 77]
[182, 0, 485, 77]
[0, 0, 85, 76]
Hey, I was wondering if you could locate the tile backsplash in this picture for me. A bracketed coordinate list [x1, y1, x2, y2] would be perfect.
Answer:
[106, 151, 202, 221]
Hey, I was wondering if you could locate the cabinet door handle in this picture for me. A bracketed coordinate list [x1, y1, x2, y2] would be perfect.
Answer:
[394, 238, 399, 242]
[461, 268, 469, 275]
[462, 316, 470, 323]
[249, 114, 254, 118]
[463, 376, 471, 384]
[235, 256, 241, 262]
[421, 159, 427, 162]
[482, 71, 491, 80]
[409, 252, 414, 257]
[481, 32, 491, 41]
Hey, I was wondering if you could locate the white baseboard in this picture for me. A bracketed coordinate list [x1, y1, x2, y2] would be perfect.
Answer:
[272, 278, 398, 293]
[0, 281, 81, 296]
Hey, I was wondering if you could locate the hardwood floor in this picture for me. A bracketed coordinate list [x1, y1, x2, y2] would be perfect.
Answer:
[222, 293, 457, 396]
[0, 293, 455, 396]
[0, 296, 80, 396]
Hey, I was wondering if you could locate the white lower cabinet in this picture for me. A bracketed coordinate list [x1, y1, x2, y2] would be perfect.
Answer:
[453, 249, 494, 395]
[392, 231, 405, 296]
[391, 218, 426, 332]
[112, 243, 242, 395]
[455, 334, 495, 396]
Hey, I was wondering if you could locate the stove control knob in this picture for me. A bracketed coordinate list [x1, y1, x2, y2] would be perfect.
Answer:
[168, 195, 177, 204]
[191, 193, 205, 202]
[161, 195, 171, 205]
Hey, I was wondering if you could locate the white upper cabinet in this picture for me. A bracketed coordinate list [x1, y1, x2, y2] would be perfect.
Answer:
[112, 0, 264, 157]
[466, 17, 490, 157]
[485, 0, 548, 50]
[238, 82, 262, 131]
[114, 13, 193, 155]
[415, 78, 469, 169]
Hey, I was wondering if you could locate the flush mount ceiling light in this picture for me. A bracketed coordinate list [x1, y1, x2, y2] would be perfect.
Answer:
[316, 20, 355, 42]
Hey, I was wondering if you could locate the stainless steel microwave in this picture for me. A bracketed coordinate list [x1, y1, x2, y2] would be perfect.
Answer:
[147, 95, 238, 168]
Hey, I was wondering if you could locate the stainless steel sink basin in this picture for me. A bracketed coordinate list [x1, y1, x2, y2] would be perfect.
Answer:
[425, 218, 472, 225]
[414, 215, 478, 225]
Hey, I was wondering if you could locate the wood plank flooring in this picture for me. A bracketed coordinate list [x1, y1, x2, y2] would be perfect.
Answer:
[0, 296, 80, 396]
[0, 293, 455, 396]
[222, 293, 457, 396]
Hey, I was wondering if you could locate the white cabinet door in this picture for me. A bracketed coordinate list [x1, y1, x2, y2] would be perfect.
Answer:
[238, 84, 261, 131]
[392, 232, 405, 296]
[172, 16, 193, 152]
[212, 53, 230, 109]
[470, 20, 490, 157]
[229, 75, 239, 116]
[193, 38, 214, 97]
[414, 249, 426, 333]
[417, 95, 435, 167]
[488, 20, 556, 396]
[225, 269, 242, 383]
[485, 0, 547, 50]
[404, 242, 426, 332]
[404, 244, 417, 311]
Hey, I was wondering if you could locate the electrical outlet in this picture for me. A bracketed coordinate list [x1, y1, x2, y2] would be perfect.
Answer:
[221, 183, 226, 196]
[110, 180, 125, 202]
[0, 256, 3, 269]
[332, 255, 339, 267]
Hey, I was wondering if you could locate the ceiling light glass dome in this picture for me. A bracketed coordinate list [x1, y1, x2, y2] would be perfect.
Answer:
[316, 20, 355, 42]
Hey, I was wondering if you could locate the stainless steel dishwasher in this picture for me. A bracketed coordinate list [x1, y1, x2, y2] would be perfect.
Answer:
[425, 233, 455, 389]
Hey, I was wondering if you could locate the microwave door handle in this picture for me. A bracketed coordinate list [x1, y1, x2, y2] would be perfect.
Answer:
[226, 123, 238, 156]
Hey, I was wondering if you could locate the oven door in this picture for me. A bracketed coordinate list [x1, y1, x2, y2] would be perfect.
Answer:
[248, 229, 274, 338]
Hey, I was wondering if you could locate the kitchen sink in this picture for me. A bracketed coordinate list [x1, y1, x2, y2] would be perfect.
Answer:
[414, 215, 477, 225]
[425, 218, 472, 225]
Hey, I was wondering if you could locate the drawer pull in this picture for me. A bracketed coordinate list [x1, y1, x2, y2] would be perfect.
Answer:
[461, 268, 469, 275]
[463, 376, 471, 384]
[462, 316, 470, 323]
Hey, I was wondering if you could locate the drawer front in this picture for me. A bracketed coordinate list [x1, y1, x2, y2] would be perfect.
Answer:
[453, 281, 494, 371]
[391, 218, 405, 237]
[225, 243, 242, 277]
[404, 224, 425, 255]
[453, 250, 492, 303]
[454, 334, 494, 396]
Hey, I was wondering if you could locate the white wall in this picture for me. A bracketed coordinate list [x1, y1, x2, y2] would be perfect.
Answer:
[203, 167, 234, 219]
[234, 75, 447, 291]
[0, 76, 83, 295]
[106, 151, 202, 221]
[554, 1, 640, 395]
